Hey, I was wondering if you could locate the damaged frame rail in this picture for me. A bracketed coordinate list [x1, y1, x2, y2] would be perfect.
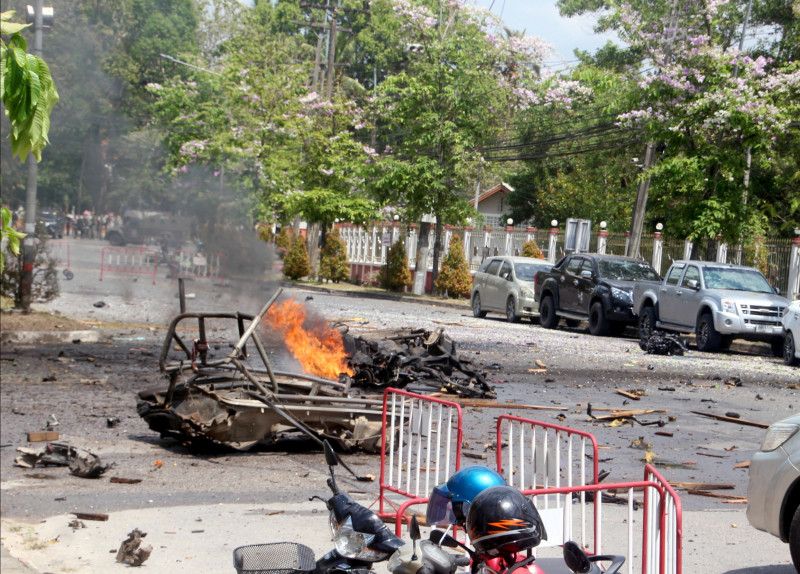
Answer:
[137, 288, 387, 464]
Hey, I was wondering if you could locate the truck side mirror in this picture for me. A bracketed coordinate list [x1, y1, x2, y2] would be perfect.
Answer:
[580, 270, 593, 279]
[686, 279, 699, 290]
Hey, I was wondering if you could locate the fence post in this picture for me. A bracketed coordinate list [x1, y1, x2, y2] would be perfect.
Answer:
[624, 231, 631, 256]
[463, 226, 472, 262]
[597, 222, 608, 255]
[683, 239, 693, 260]
[504, 220, 513, 255]
[483, 227, 491, 260]
[716, 235, 728, 263]
[652, 223, 663, 272]
[788, 233, 800, 300]
[547, 220, 559, 263]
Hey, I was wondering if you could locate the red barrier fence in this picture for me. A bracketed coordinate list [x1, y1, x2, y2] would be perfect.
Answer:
[100, 246, 159, 284]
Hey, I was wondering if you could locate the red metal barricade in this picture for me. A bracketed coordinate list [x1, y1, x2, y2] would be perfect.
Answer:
[378, 388, 463, 535]
[100, 246, 159, 284]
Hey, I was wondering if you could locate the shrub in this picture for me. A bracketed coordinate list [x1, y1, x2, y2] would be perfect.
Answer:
[275, 227, 292, 258]
[521, 240, 544, 259]
[434, 235, 472, 298]
[379, 240, 412, 291]
[319, 229, 350, 283]
[1, 231, 59, 306]
[283, 234, 311, 280]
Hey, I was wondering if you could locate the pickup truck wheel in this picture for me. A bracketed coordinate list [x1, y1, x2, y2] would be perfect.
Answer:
[784, 332, 799, 366]
[539, 295, 558, 329]
[638, 306, 657, 351]
[472, 293, 487, 318]
[505, 297, 519, 323]
[588, 302, 610, 336]
[106, 231, 125, 246]
[696, 313, 721, 352]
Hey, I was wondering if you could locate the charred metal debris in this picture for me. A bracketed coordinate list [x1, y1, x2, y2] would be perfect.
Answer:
[137, 288, 494, 456]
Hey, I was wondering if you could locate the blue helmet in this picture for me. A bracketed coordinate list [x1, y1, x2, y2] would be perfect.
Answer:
[426, 466, 506, 526]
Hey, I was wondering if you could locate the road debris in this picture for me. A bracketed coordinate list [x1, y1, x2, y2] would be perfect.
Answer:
[643, 332, 687, 355]
[116, 528, 153, 566]
[615, 389, 643, 401]
[691, 411, 769, 429]
[27, 431, 59, 442]
[73, 512, 109, 521]
[15, 443, 110, 478]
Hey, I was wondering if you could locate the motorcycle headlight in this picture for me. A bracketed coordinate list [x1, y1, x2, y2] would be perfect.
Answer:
[721, 299, 737, 315]
[330, 514, 389, 561]
[610, 286, 633, 304]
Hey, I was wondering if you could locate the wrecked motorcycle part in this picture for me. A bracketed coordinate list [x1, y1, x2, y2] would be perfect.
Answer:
[341, 327, 495, 399]
[116, 528, 153, 566]
[644, 332, 687, 356]
[14, 443, 109, 478]
[138, 288, 388, 458]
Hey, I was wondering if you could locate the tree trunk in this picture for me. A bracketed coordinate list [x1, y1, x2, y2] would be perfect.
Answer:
[412, 221, 431, 295]
[431, 214, 443, 293]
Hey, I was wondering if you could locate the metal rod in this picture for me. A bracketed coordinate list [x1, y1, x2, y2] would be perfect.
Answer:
[232, 288, 282, 357]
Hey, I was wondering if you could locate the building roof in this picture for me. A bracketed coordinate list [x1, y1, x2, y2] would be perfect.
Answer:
[470, 182, 515, 206]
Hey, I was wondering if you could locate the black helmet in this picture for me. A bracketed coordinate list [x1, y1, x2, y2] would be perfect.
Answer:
[465, 485, 547, 557]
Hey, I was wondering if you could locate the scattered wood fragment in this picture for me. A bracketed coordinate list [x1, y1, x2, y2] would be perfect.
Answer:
[535, 360, 547, 369]
[27, 431, 59, 442]
[464, 451, 488, 460]
[430, 395, 567, 411]
[733, 461, 750, 469]
[526, 368, 547, 373]
[690, 411, 769, 429]
[73, 512, 109, 521]
[655, 431, 673, 437]
[110, 477, 142, 484]
[687, 489, 747, 500]
[615, 389, 641, 401]
[696, 452, 727, 459]
[590, 409, 667, 421]
[671, 482, 734, 490]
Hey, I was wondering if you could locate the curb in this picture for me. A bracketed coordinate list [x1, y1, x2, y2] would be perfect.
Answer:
[282, 282, 472, 312]
[0, 330, 99, 345]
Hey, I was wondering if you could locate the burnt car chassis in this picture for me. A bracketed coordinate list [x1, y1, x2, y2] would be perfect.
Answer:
[137, 289, 387, 453]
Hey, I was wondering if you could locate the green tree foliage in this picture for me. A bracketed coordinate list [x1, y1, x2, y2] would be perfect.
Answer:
[1, 10, 59, 161]
[275, 227, 292, 257]
[1, 227, 58, 303]
[379, 239, 412, 292]
[521, 240, 544, 259]
[319, 229, 350, 283]
[434, 235, 471, 298]
[0, 206, 24, 272]
[283, 233, 311, 280]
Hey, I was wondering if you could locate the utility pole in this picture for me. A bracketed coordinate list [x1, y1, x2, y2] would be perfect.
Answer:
[626, 0, 678, 259]
[18, 0, 50, 312]
[733, 0, 754, 264]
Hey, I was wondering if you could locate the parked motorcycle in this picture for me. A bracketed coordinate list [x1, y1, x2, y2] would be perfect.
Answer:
[234, 440, 404, 574]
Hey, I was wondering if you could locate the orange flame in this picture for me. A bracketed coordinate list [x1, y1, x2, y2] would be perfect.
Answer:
[264, 298, 353, 379]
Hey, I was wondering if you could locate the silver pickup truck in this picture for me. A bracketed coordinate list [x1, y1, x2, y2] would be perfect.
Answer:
[633, 260, 790, 354]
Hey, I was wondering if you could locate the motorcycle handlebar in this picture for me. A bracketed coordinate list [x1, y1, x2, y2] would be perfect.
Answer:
[452, 556, 471, 568]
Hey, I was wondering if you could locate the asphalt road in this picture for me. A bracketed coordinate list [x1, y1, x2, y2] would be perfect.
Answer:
[1, 237, 798, 573]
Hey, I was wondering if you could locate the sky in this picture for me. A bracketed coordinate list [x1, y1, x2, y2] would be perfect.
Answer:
[473, 0, 619, 69]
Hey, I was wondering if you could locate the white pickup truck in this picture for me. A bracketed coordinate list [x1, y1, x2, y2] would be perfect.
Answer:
[633, 260, 790, 354]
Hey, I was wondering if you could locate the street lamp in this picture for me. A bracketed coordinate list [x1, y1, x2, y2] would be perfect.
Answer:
[656, 222, 664, 232]
[600, 221, 607, 229]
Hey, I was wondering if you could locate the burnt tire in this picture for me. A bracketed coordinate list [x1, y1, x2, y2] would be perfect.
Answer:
[783, 332, 799, 366]
[588, 301, 610, 336]
[638, 306, 657, 351]
[472, 293, 487, 318]
[696, 313, 721, 352]
[791, 505, 800, 572]
[539, 295, 558, 329]
[506, 297, 519, 323]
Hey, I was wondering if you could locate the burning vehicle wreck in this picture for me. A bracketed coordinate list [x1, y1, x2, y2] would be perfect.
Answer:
[137, 289, 494, 452]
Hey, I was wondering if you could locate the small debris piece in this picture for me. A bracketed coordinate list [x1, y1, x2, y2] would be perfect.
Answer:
[670, 482, 735, 490]
[534, 360, 546, 369]
[644, 332, 686, 355]
[110, 477, 142, 484]
[93, 301, 107, 308]
[630, 437, 652, 450]
[464, 451, 488, 460]
[725, 412, 740, 419]
[655, 431, 674, 437]
[691, 411, 768, 429]
[616, 389, 641, 401]
[27, 431, 59, 442]
[116, 528, 153, 566]
[15, 443, 110, 478]
[687, 490, 747, 501]
[733, 461, 750, 469]
[69, 520, 86, 530]
[591, 409, 667, 421]
[106, 417, 120, 428]
[73, 512, 109, 521]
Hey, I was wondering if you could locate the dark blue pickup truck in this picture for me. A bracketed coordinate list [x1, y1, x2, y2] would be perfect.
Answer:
[534, 253, 662, 336]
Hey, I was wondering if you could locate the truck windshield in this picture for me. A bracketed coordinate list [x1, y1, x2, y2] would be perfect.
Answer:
[597, 260, 661, 282]
[702, 267, 774, 293]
